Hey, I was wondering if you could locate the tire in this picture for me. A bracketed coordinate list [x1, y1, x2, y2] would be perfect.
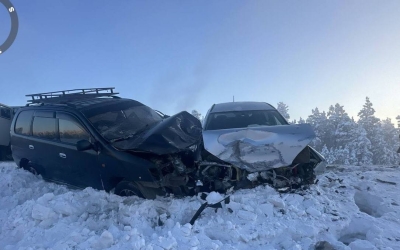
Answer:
[21, 160, 39, 176]
[114, 181, 144, 198]
[28, 165, 39, 175]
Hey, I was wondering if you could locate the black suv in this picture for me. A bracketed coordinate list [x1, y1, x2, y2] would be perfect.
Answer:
[11, 88, 203, 198]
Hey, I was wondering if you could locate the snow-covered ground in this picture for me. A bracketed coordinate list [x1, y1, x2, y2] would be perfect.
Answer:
[0, 162, 399, 250]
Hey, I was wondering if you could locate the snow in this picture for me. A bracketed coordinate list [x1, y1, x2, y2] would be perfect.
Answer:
[205, 192, 224, 205]
[1, 162, 400, 249]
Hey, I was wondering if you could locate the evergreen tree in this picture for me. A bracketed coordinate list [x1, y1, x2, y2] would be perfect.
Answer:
[298, 117, 306, 124]
[380, 118, 399, 164]
[321, 145, 335, 164]
[277, 102, 290, 121]
[357, 97, 383, 164]
[332, 146, 350, 165]
[350, 124, 373, 165]
[327, 104, 355, 149]
[306, 108, 330, 151]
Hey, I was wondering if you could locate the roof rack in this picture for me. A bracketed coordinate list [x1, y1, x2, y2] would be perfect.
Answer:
[26, 87, 119, 104]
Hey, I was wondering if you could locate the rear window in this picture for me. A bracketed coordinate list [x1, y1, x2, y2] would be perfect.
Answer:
[15, 111, 34, 135]
[32, 117, 57, 140]
[205, 110, 288, 130]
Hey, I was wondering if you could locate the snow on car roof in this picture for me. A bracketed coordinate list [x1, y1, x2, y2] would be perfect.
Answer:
[210, 101, 275, 113]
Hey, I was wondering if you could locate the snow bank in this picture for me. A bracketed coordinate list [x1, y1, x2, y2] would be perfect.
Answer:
[0, 162, 399, 249]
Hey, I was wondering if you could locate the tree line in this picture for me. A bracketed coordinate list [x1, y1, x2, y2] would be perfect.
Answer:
[278, 98, 399, 165]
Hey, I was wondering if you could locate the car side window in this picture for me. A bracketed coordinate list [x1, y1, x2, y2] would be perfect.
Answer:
[32, 117, 57, 140]
[58, 115, 90, 144]
[0, 107, 11, 119]
[15, 110, 34, 135]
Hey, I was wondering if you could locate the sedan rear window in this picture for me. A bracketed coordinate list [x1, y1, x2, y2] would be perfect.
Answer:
[205, 110, 288, 130]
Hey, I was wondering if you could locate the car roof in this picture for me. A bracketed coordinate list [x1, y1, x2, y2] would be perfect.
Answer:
[209, 102, 275, 113]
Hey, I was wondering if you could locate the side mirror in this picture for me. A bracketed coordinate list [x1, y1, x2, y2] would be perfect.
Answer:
[77, 140, 93, 151]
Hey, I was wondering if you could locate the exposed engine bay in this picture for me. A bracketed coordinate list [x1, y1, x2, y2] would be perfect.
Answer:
[136, 144, 325, 198]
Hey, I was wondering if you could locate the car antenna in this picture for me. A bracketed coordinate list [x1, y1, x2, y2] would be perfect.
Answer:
[233, 95, 235, 102]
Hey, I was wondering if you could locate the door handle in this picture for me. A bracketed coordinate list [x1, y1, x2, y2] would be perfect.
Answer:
[59, 153, 66, 159]
[28, 145, 34, 150]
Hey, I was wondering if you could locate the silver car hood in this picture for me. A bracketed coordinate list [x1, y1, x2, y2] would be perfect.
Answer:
[202, 124, 316, 172]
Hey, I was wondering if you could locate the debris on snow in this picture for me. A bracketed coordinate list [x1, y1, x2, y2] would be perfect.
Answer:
[375, 178, 396, 186]
[348, 239, 377, 250]
[205, 191, 224, 205]
[306, 207, 322, 217]
[268, 197, 286, 208]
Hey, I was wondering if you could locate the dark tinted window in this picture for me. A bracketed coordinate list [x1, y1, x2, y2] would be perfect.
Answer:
[59, 118, 89, 144]
[32, 117, 57, 140]
[206, 110, 288, 130]
[0, 107, 11, 119]
[15, 111, 34, 135]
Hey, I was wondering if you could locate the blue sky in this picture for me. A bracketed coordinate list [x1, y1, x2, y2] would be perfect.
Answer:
[1, 1, 399, 123]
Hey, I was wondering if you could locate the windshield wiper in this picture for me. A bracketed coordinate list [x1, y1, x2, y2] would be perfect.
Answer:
[109, 124, 151, 143]
[110, 133, 135, 143]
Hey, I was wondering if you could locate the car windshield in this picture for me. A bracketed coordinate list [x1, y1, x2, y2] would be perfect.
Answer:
[205, 110, 288, 130]
[86, 103, 162, 141]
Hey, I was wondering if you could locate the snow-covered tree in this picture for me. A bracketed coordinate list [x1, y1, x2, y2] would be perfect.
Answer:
[333, 146, 350, 165]
[321, 145, 335, 164]
[396, 115, 400, 128]
[277, 102, 290, 121]
[298, 117, 306, 124]
[350, 124, 373, 165]
[357, 97, 385, 164]
[380, 118, 400, 164]
[357, 97, 380, 135]
[327, 104, 355, 149]
[306, 108, 330, 151]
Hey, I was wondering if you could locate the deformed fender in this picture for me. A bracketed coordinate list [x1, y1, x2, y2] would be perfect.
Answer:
[202, 124, 317, 172]
[113, 111, 203, 154]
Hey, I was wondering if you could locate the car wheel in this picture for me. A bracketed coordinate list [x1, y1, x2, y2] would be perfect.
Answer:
[22, 160, 39, 176]
[28, 166, 38, 175]
[114, 181, 144, 198]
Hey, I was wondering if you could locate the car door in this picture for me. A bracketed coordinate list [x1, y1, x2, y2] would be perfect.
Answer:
[30, 111, 60, 178]
[11, 110, 35, 166]
[55, 112, 102, 189]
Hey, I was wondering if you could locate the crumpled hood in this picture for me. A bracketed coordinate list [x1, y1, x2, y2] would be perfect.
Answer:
[202, 124, 316, 172]
[112, 111, 202, 155]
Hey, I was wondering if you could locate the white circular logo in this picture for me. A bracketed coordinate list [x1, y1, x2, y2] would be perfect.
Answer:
[0, 0, 18, 54]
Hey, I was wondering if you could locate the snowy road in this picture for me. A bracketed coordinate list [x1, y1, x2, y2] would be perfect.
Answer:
[0, 162, 399, 250]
